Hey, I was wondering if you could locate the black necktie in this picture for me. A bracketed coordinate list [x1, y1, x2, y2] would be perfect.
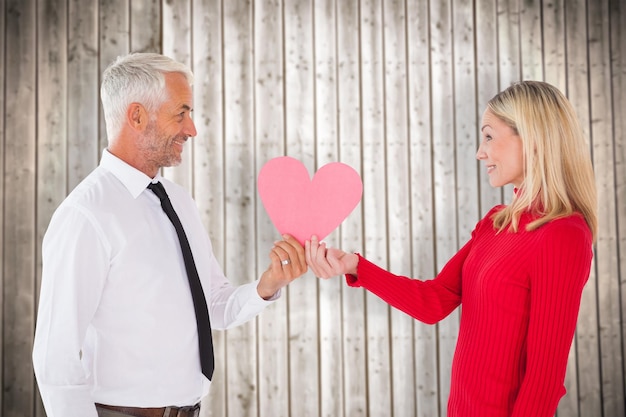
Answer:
[148, 181, 214, 380]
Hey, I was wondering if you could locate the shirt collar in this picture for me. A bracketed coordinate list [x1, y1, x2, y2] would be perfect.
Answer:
[100, 149, 161, 199]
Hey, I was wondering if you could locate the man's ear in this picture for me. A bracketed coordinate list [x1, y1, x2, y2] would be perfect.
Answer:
[127, 103, 148, 131]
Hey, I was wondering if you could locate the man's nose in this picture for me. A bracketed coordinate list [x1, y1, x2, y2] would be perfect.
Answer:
[185, 116, 197, 137]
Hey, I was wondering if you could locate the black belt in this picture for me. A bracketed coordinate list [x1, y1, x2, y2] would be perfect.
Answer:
[95, 402, 200, 417]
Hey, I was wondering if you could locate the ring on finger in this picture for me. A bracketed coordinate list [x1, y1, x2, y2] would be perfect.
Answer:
[281, 259, 290, 266]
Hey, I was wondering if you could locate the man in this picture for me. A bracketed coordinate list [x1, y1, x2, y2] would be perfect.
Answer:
[32, 52, 306, 417]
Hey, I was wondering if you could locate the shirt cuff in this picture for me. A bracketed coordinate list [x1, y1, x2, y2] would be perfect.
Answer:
[254, 280, 282, 302]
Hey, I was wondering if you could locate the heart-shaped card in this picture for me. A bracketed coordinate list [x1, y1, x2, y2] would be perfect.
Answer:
[258, 156, 363, 245]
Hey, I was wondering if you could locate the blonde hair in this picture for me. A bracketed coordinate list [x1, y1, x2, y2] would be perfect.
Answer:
[487, 81, 598, 241]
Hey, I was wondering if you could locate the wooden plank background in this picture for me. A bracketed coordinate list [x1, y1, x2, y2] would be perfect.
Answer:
[0, 0, 624, 416]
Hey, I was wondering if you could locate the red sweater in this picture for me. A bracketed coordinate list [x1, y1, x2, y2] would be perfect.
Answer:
[347, 206, 593, 417]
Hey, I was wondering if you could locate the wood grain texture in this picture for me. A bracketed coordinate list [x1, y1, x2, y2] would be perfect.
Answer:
[131, 0, 161, 53]
[163, 0, 193, 189]
[565, 1, 603, 416]
[406, 1, 438, 416]
[192, 1, 227, 416]
[336, 1, 368, 416]
[0, 0, 5, 411]
[67, 0, 100, 187]
[0, 1, 622, 416]
[587, 0, 624, 415]
[283, 1, 321, 415]
[313, 1, 345, 416]
[222, 2, 258, 416]
[382, 1, 415, 416]
[99, 0, 129, 153]
[430, 0, 458, 411]
[542, 0, 566, 91]
[359, 0, 393, 415]
[35, 1, 68, 416]
[253, 1, 289, 416]
[611, 0, 626, 413]
[4, 0, 37, 416]
[475, 0, 503, 214]
[519, 0, 543, 81]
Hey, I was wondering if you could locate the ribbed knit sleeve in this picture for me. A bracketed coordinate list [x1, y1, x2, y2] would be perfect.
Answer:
[511, 216, 592, 416]
[344, 209, 496, 324]
[346, 247, 466, 324]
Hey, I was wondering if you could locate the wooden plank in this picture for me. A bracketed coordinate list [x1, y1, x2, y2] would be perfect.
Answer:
[35, 0, 68, 415]
[381, 0, 414, 415]
[542, 0, 566, 91]
[336, 0, 368, 415]
[537, 2, 582, 415]
[252, 0, 289, 416]
[475, 0, 503, 214]
[313, 1, 344, 416]
[191, 1, 226, 416]
[519, 0, 543, 80]
[98, 0, 129, 158]
[452, 0, 479, 249]
[68, 0, 100, 188]
[541, 2, 580, 416]
[565, 0, 602, 415]
[283, 1, 321, 415]
[222, 2, 258, 415]
[451, 0, 480, 412]
[130, 0, 161, 53]
[4, 0, 37, 416]
[360, 0, 393, 414]
[162, 0, 193, 191]
[1, 2, 625, 417]
[497, 0, 520, 204]
[610, 1, 626, 413]
[497, 0, 521, 86]
[543, 0, 589, 417]
[406, 1, 438, 415]
[0, 0, 5, 410]
[587, 0, 624, 415]
[429, 0, 458, 410]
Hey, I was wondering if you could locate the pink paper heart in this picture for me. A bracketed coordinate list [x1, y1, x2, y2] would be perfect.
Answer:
[258, 156, 363, 245]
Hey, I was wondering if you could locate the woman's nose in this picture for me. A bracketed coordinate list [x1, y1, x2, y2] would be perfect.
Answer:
[476, 144, 486, 160]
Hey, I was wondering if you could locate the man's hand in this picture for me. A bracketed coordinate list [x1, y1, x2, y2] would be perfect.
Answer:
[257, 234, 307, 299]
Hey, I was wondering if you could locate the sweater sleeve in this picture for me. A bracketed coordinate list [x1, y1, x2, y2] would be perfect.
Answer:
[345, 209, 500, 324]
[512, 216, 593, 416]
[346, 246, 466, 324]
[345, 225, 491, 324]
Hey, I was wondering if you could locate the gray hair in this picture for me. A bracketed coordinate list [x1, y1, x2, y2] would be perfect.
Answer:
[100, 52, 194, 142]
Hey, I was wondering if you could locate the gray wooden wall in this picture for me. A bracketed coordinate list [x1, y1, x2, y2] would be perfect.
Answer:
[1, 0, 624, 416]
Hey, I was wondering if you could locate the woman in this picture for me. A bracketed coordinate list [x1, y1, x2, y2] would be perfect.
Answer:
[305, 81, 597, 417]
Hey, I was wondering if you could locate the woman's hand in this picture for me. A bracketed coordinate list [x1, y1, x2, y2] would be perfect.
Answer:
[305, 235, 358, 278]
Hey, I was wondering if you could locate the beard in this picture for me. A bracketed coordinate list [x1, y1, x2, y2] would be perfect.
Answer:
[138, 120, 186, 169]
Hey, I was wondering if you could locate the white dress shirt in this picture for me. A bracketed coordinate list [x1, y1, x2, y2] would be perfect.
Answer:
[33, 149, 278, 417]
